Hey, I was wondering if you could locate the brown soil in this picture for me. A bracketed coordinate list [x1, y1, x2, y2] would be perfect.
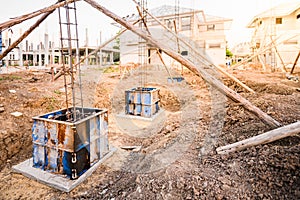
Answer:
[0, 66, 299, 199]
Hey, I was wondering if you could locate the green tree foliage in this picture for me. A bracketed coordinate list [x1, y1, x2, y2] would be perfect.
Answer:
[226, 48, 233, 57]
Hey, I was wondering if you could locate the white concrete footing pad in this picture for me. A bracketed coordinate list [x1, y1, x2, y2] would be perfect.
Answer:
[12, 147, 116, 192]
[116, 109, 165, 122]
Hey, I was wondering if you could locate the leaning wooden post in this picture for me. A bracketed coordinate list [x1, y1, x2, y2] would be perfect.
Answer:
[0, 11, 54, 60]
[290, 50, 300, 74]
[84, 0, 281, 128]
[216, 121, 300, 154]
[0, 0, 79, 30]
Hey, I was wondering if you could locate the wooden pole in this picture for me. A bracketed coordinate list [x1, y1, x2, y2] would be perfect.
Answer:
[290, 50, 300, 74]
[0, 11, 53, 60]
[0, 0, 79, 30]
[84, 0, 281, 128]
[216, 121, 300, 154]
[131, 0, 254, 94]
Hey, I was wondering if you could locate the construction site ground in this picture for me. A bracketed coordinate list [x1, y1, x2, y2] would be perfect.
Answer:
[0, 65, 299, 199]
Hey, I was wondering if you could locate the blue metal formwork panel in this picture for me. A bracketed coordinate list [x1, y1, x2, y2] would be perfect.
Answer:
[142, 102, 160, 118]
[32, 107, 109, 180]
[32, 121, 48, 145]
[33, 144, 47, 169]
[125, 87, 160, 118]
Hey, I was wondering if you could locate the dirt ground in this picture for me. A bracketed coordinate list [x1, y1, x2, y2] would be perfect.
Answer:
[0, 65, 299, 199]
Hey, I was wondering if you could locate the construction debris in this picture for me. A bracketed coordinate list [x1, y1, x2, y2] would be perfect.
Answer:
[0, 104, 4, 113]
[10, 111, 23, 117]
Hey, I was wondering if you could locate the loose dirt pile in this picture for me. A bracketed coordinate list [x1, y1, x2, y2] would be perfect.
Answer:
[0, 66, 299, 199]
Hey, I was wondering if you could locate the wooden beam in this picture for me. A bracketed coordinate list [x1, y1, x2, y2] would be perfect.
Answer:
[0, 11, 53, 60]
[84, 0, 281, 128]
[290, 50, 300, 74]
[217, 121, 300, 154]
[0, 0, 79, 30]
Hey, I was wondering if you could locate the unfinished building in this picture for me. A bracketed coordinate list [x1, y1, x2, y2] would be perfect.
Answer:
[247, 1, 300, 70]
[120, 5, 232, 66]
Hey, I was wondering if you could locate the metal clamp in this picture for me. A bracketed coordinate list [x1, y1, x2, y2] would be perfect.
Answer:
[72, 169, 77, 179]
[71, 153, 77, 163]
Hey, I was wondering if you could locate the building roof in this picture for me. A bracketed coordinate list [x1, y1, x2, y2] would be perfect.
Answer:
[248, 1, 300, 27]
[121, 5, 231, 23]
[149, 5, 194, 17]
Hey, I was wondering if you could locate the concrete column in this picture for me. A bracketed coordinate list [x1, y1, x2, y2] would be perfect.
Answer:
[39, 44, 42, 67]
[99, 50, 102, 66]
[85, 47, 88, 66]
[44, 33, 49, 66]
[33, 51, 36, 66]
[51, 42, 55, 64]
[19, 43, 23, 67]
[110, 52, 113, 64]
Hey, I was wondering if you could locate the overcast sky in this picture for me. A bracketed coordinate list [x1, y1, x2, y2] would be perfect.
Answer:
[0, 0, 294, 48]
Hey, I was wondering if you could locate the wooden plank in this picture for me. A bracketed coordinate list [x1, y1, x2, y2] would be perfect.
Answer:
[0, 0, 79, 30]
[216, 121, 300, 154]
[84, 0, 281, 128]
[0, 11, 53, 60]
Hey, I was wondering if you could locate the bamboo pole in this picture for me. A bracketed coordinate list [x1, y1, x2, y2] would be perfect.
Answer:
[216, 121, 300, 154]
[84, 0, 281, 128]
[0, 11, 53, 61]
[131, 0, 254, 93]
[0, 0, 79, 30]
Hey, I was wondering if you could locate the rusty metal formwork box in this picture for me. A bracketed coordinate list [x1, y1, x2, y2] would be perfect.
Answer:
[125, 87, 160, 118]
[32, 107, 109, 180]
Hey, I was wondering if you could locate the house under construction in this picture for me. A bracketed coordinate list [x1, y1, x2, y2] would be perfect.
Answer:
[247, 1, 300, 71]
[120, 5, 232, 66]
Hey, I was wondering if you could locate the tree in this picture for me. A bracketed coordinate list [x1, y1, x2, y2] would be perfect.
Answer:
[226, 48, 233, 57]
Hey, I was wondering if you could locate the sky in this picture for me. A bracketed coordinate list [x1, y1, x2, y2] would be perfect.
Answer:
[0, 0, 294, 49]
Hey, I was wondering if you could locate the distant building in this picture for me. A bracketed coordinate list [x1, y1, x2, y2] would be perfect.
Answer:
[247, 1, 300, 69]
[119, 5, 232, 66]
[231, 42, 252, 62]
[0, 30, 118, 68]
